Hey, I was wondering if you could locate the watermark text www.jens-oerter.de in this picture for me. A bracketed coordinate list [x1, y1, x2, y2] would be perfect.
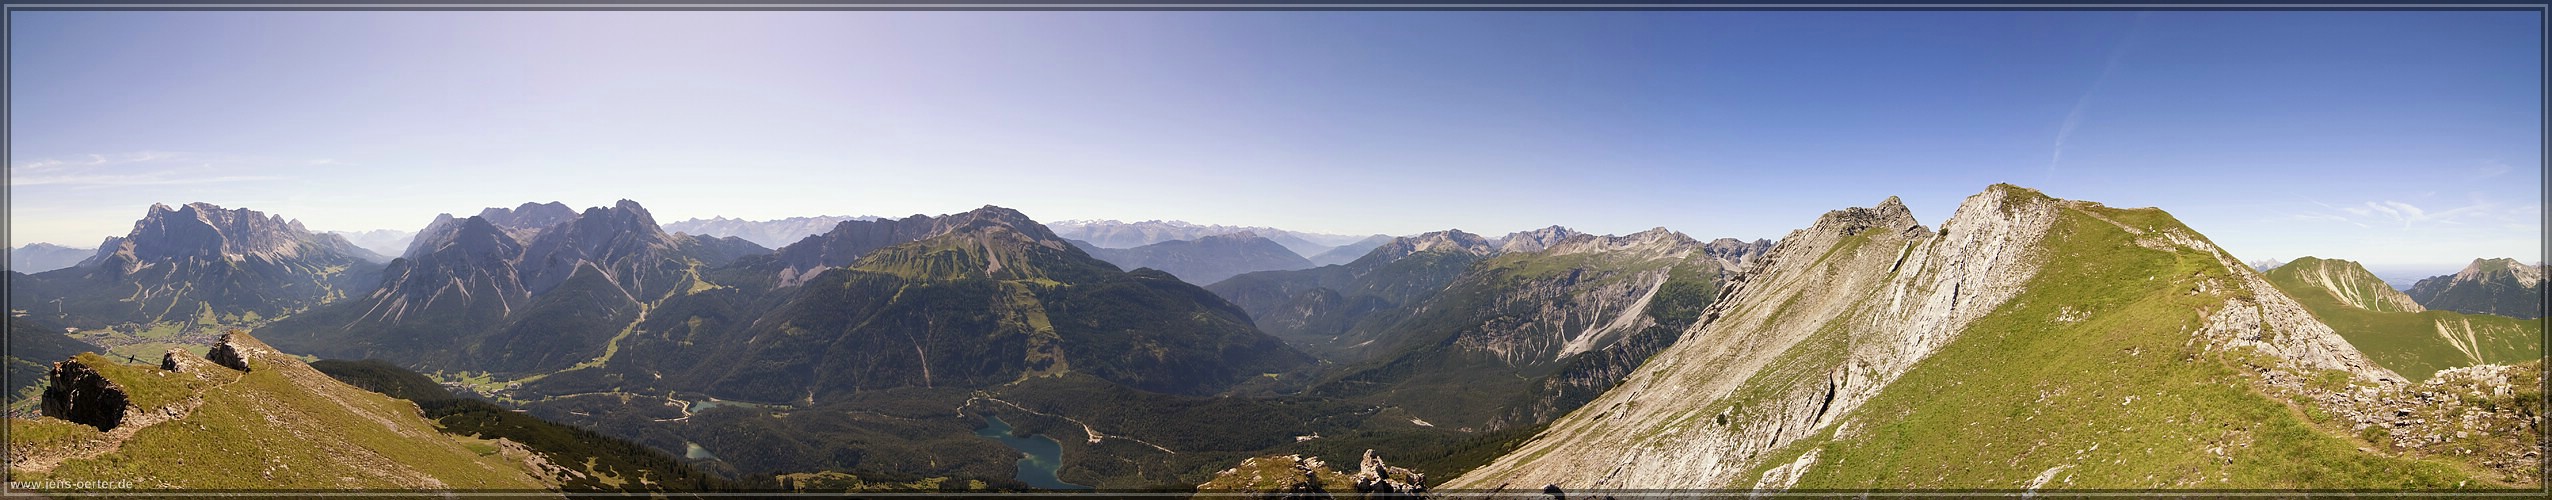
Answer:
[9, 480, 137, 489]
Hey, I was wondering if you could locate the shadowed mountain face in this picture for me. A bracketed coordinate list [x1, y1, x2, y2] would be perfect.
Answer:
[511, 205, 1315, 402]
[402, 202, 579, 259]
[2406, 258, 2545, 319]
[257, 200, 770, 375]
[1203, 226, 1741, 433]
[7, 202, 384, 329]
[1072, 232, 1316, 286]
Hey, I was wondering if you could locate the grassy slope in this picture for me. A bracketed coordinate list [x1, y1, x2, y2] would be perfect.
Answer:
[2265, 259, 2540, 381]
[8, 350, 544, 489]
[1744, 205, 2485, 489]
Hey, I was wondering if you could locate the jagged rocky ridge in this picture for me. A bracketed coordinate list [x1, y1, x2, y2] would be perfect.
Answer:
[1449, 185, 2514, 491]
[8, 202, 385, 328]
[258, 200, 771, 375]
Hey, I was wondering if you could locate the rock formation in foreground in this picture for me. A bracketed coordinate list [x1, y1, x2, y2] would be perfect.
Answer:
[1194, 449, 1424, 498]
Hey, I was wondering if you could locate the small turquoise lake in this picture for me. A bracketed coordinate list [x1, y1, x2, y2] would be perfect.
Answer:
[973, 415, 1091, 490]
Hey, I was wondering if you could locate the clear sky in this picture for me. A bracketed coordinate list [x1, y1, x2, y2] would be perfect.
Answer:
[8, 11, 2541, 273]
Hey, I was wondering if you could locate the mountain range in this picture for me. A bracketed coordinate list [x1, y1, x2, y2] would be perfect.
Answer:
[2263, 257, 2539, 380]
[1046, 219, 1382, 259]
[663, 215, 881, 249]
[5, 185, 2539, 494]
[1447, 185, 2537, 490]
[2407, 258, 2545, 319]
[8, 202, 384, 330]
[5, 243, 94, 273]
[1071, 232, 1316, 286]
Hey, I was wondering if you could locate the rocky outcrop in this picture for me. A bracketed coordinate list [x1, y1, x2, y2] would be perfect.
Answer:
[1194, 450, 1425, 498]
[40, 358, 132, 431]
[2239, 358, 2542, 485]
[160, 348, 217, 374]
[1350, 450, 1425, 495]
[205, 332, 260, 372]
[2142, 233, 2403, 382]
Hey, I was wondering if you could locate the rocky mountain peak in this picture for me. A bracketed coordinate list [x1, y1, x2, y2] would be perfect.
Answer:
[474, 202, 579, 232]
[1411, 230, 1496, 255]
[1543, 227, 1699, 258]
[2458, 258, 2543, 289]
[2276, 257, 2424, 313]
[1804, 195, 1927, 239]
[772, 205, 1072, 286]
[1701, 237, 1776, 272]
[79, 201, 374, 271]
[1498, 225, 1584, 253]
[407, 201, 582, 259]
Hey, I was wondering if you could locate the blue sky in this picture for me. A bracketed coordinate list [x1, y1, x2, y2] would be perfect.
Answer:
[8, 11, 2541, 274]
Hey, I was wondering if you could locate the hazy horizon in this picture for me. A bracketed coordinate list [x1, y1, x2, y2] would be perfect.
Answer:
[9, 11, 2541, 270]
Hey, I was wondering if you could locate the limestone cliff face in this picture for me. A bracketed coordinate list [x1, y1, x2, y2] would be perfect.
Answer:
[1448, 186, 2072, 489]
